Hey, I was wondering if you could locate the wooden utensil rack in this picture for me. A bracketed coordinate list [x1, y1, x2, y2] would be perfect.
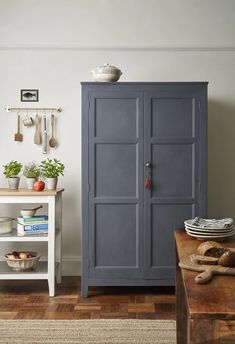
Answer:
[6, 107, 62, 112]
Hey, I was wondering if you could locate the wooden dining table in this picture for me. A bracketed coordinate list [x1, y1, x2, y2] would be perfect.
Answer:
[175, 229, 235, 344]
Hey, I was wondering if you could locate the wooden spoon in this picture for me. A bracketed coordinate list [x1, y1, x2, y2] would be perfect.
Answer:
[49, 114, 57, 148]
[34, 114, 41, 144]
[14, 115, 23, 142]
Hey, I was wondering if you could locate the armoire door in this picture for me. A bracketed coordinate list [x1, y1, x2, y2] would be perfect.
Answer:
[87, 86, 144, 279]
[143, 84, 207, 281]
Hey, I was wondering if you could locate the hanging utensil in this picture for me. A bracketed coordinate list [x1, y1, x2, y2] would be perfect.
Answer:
[23, 110, 34, 127]
[49, 114, 57, 148]
[34, 113, 41, 144]
[14, 114, 23, 142]
[42, 115, 47, 154]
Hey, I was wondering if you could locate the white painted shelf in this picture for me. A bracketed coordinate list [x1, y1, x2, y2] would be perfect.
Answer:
[0, 188, 64, 296]
[0, 229, 60, 242]
[0, 261, 60, 280]
[0, 261, 48, 279]
[0, 230, 48, 242]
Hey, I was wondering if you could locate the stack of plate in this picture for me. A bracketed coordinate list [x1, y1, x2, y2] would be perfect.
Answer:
[184, 219, 235, 241]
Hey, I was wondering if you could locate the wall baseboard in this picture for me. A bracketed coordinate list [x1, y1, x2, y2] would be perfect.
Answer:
[62, 256, 81, 276]
[38, 256, 81, 276]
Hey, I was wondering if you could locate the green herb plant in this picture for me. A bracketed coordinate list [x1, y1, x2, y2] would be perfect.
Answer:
[40, 158, 65, 178]
[3, 160, 22, 178]
[23, 162, 41, 178]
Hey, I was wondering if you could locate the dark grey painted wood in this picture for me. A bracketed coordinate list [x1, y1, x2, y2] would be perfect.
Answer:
[95, 144, 137, 197]
[143, 85, 206, 280]
[81, 82, 207, 296]
[81, 82, 209, 85]
[94, 98, 138, 139]
[81, 86, 89, 297]
[87, 86, 144, 283]
[94, 204, 138, 267]
[151, 144, 193, 198]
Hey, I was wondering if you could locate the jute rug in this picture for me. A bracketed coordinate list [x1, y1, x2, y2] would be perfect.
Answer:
[0, 319, 176, 344]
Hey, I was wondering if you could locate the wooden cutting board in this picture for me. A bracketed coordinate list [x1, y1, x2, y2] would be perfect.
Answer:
[179, 257, 235, 284]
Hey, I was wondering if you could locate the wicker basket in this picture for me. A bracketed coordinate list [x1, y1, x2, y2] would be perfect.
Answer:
[4, 252, 40, 271]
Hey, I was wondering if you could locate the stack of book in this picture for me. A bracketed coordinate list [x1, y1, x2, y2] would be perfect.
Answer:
[17, 215, 48, 236]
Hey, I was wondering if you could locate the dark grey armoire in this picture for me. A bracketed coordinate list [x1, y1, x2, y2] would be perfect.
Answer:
[81, 82, 207, 297]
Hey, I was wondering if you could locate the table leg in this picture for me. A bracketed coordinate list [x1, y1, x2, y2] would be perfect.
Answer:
[188, 319, 220, 344]
[175, 242, 188, 344]
[48, 196, 55, 297]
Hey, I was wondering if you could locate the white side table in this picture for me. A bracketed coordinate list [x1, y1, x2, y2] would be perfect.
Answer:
[0, 188, 64, 297]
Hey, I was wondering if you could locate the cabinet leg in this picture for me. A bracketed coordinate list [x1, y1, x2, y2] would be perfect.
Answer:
[56, 263, 62, 284]
[81, 279, 88, 297]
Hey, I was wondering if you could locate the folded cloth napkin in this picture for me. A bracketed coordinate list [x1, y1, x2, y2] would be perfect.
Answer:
[192, 217, 233, 228]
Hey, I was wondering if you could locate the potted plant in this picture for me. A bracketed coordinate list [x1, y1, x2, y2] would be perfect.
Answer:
[3, 160, 22, 189]
[23, 162, 41, 190]
[40, 158, 65, 190]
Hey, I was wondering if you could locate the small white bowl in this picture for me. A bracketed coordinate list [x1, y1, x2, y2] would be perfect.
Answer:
[4, 252, 40, 271]
[20, 205, 42, 218]
[20, 209, 37, 218]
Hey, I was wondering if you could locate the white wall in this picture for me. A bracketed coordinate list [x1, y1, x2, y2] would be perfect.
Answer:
[0, 0, 235, 275]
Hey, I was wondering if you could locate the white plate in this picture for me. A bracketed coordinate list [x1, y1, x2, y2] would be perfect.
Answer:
[185, 227, 235, 237]
[185, 225, 234, 234]
[185, 230, 235, 241]
[184, 219, 233, 230]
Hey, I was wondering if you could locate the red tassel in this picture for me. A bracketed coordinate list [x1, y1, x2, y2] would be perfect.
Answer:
[145, 176, 151, 190]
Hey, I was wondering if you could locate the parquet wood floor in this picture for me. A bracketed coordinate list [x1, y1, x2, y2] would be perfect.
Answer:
[0, 277, 176, 320]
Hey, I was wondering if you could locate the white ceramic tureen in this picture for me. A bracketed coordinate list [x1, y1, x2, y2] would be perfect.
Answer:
[91, 63, 122, 82]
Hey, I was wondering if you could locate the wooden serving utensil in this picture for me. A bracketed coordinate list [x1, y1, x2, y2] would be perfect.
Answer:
[49, 114, 57, 148]
[179, 257, 235, 284]
[34, 114, 41, 144]
[14, 115, 23, 142]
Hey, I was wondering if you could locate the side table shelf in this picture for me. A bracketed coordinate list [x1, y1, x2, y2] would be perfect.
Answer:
[0, 188, 64, 297]
[0, 262, 60, 280]
[0, 230, 49, 242]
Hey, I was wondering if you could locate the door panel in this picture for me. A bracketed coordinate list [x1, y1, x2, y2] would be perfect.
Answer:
[95, 98, 138, 139]
[151, 144, 194, 198]
[95, 144, 137, 197]
[149, 204, 194, 279]
[94, 204, 138, 267]
[151, 98, 194, 138]
[144, 86, 202, 280]
[88, 86, 144, 279]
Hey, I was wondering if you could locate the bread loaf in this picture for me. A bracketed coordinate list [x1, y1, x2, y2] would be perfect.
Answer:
[190, 254, 219, 265]
[197, 241, 235, 267]
[197, 241, 227, 257]
[218, 250, 235, 267]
